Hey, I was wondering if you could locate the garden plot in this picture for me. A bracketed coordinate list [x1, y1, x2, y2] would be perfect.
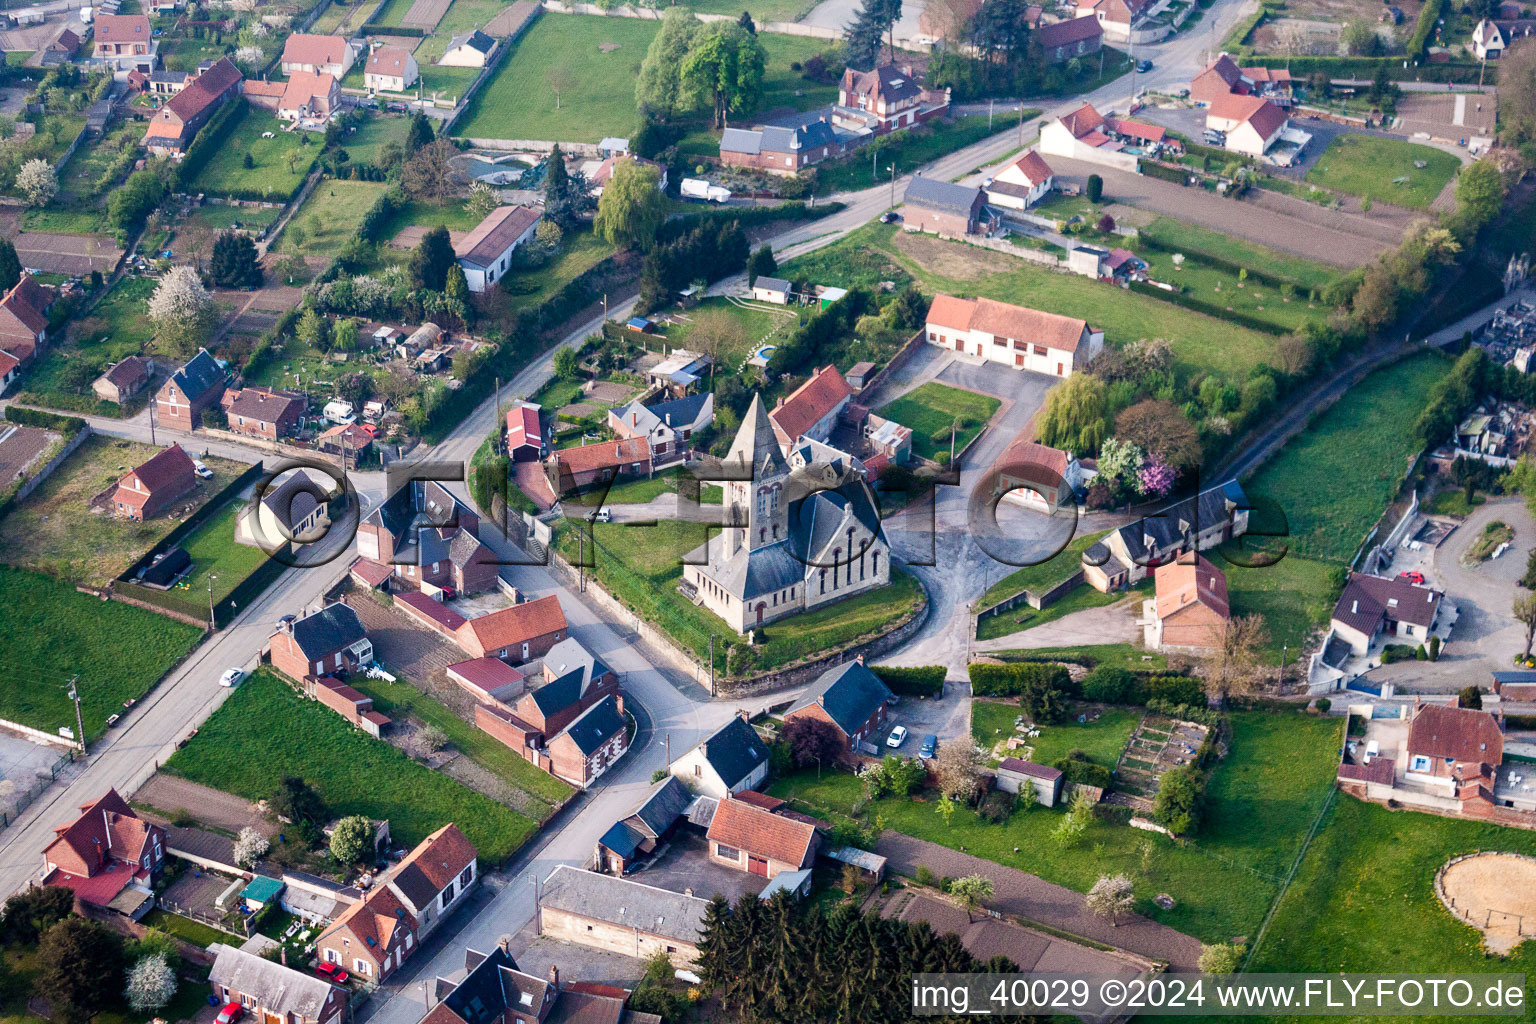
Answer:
[1112, 716, 1210, 806]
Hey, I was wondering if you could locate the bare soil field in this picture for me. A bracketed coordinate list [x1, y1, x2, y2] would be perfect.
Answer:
[892, 228, 1020, 280]
[401, 0, 451, 29]
[1437, 852, 1536, 954]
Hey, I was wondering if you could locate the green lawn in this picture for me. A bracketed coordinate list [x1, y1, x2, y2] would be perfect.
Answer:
[456, 14, 837, 144]
[875, 382, 1000, 462]
[1137, 216, 1338, 292]
[15, 276, 158, 416]
[349, 674, 572, 817]
[992, 644, 1169, 671]
[1134, 243, 1326, 336]
[1223, 554, 1338, 659]
[661, 296, 800, 369]
[974, 580, 1140, 642]
[971, 699, 1139, 768]
[556, 519, 924, 678]
[140, 907, 242, 947]
[338, 113, 409, 168]
[411, 0, 510, 59]
[812, 114, 1033, 195]
[597, 466, 724, 506]
[186, 105, 314, 200]
[272, 179, 389, 259]
[0, 944, 212, 1024]
[164, 670, 536, 863]
[682, 0, 817, 19]
[1303, 134, 1461, 211]
[499, 229, 618, 305]
[1241, 352, 1444, 563]
[0, 567, 202, 740]
[978, 529, 1109, 609]
[770, 709, 1343, 943]
[177, 502, 274, 605]
[180, 203, 282, 236]
[790, 222, 1279, 379]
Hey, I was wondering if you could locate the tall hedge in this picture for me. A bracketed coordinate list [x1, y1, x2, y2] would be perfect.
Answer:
[1406, 0, 1444, 58]
[872, 665, 945, 697]
[1128, 280, 1288, 336]
[5, 407, 85, 433]
[969, 662, 1071, 697]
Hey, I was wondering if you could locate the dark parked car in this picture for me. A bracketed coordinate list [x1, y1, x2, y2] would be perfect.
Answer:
[1136, 59, 1154, 72]
[919, 734, 938, 759]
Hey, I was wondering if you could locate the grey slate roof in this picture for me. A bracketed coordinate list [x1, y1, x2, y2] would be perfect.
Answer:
[720, 127, 762, 155]
[541, 637, 612, 689]
[172, 347, 224, 401]
[261, 469, 328, 533]
[630, 775, 691, 838]
[690, 715, 769, 790]
[561, 693, 625, 756]
[530, 667, 586, 718]
[903, 175, 982, 216]
[446, 29, 494, 54]
[1102, 480, 1249, 566]
[539, 864, 709, 944]
[685, 795, 719, 828]
[436, 946, 553, 1024]
[785, 661, 893, 738]
[1332, 573, 1441, 635]
[209, 944, 338, 1020]
[288, 602, 367, 659]
[753, 276, 791, 293]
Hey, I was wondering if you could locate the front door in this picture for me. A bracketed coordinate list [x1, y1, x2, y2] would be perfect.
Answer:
[747, 854, 769, 876]
[954, 337, 963, 352]
[756, 603, 765, 625]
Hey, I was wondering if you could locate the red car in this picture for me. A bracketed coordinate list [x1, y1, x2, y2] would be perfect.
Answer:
[316, 962, 350, 984]
[1399, 571, 1426, 585]
[216, 1003, 243, 1024]
[359, 423, 378, 437]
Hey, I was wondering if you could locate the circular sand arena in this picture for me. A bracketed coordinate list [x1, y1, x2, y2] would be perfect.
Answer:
[1436, 853, 1536, 954]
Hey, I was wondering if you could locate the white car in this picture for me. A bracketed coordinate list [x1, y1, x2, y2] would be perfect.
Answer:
[886, 725, 908, 748]
[219, 668, 244, 688]
[193, 459, 213, 479]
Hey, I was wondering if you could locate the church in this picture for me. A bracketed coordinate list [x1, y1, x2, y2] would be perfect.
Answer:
[681, 395, 890, 633]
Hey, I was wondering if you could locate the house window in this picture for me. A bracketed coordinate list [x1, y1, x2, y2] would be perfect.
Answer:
[715, 843, 741, 861]
[693, 763, 702, 777]
[1409, 755, 1431, 773]
[1033, 345, 1047, 356]
[354, 960, 371, 976]
[461, 865, 473, 885]
[441, 881, 455, 906]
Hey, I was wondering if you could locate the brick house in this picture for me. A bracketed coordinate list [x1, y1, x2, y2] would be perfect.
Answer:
[768, 364, 851, 449]
[595, 775, 692, 875]
[92, 356, 151, 405]
[901, 177, 995, 237]
[1190, 53, 1293, 106]
[668, 712, 770, 799]
[156, 348, 227, 432]
[221, 385, 307, 440]
[475, 642, 618, 747]
[1404, 702, 1505, 802]
[454, 595, 568, 662]
[380, 823, 478, 940]
[208, 944, 348, 1024]
[42, 789, 165, 918]
[0, 272, 53, 366]
[505, 404, 544, 462]
[719, 118, 846, 175]
[834, 65, 948, 135]
[1083, 481, 1251, 592]
[143, 58, 243, 157]
[782, 658, 894, 753]
[93, 13, 157, 71]
[1143, 553, 1230, 652]
[545, 437, 654, 498]
[316, 884, 417, 983]
[537, 865, 708, 967]
[356, 480, 495, 594]
[705, 794, 819, 879]
[546, 693, 629, 788]
[269, 603, 374, 682]
[1036, 14, 1104, 60]
[607, 393, 713, 461]
[111, 443, 197, 521]
[244, 71, 340, 123]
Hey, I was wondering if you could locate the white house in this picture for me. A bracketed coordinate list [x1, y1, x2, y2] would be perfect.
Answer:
[1206, 93, 1289, 158]
[668, 714, 770, 799]
[1038, 102, 1139, 172]
[279, 33, 354, 77]
[924, 294, 1103, 377]
[1473, 18, 1507, 59]
[454, 206, 542, 292]
[751, 276, 792, 304]
[437, 29, 495, 67]
[364, 45, 418, 92]
[1329, 573, 1443, 657]
[986, 148, 1054, 209]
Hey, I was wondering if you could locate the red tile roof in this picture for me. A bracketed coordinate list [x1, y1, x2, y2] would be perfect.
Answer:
[456, 595, 567, 654]
[1059, 102, 1105, 138]
[1106, 116, 1165, 142]
[455, 206, 541, 267]
[706, 796, 817, 868]
[550, 437, 651, 475]
[1035, 13, 1102, 47]
[0, 351, 18, 378]
[95, 13, 150, 45]
[1208, 93, 1287, 138]
[931, 295, 1091, 354]
[1007, 149, 1054, 186]
[396, 591, 468, 633]
[280, 71, 337, 111]
[395, 824, 476, 891]
[1407, 704, 1504, 765]
[447, 657, 525, 693]
[0, 273, 49, 339]
[925, 293, 980, 333]
[120, 444, 196, 498]
[165, 57, 242, 124]
[44, 789, 162, 878]
[506, 405, 540, 449]
[998, 757, 1063, 781]
[1337, 756, 1395, 785]
[282, 33, 349, 67]
[321, 883, 415, 958]
[365, 46, 414, 78]
[769, 364, 852, 443]
[995, 438, 1070, 492]
[351, 558, 394, 587]
[1154, 553, 1230, 621]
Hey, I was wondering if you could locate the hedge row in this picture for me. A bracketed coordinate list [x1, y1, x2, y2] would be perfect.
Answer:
[1079, 666, 1206, 707]
[1141, 161, 1190, 185]
[1136, 233, 1298, 290]
[969, 661, 1072, 697]
[5, 407, 86, 433]
[177, 96, 249, 191]
[872, 665, 945, 697]
[1054, 755, 1112, 789]
[360, 24, 426, 36]
[1406, 0, 1443, 58]
[1127, 280, 1288, 336]
[658, 200, 843, 244]
[1244, 54, 1489, 84]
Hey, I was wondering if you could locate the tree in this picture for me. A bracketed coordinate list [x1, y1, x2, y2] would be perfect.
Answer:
[329, 814, 374, 864]
[273, 774, 327, 828]
[1502, 39, 1536, 145]
[862, 754, 924, 797]
[1096, 213, 1116, 233]
[1458, 685, 1483, 710]
[1086, 173, 1103, 203]
[543, 143, 594, 230]
[595, 160, 666, 249]
[108, 167, 168, 238]
[1037, 372, 1110, 454]
[843, 0, 886, 69]
[1199, 942, 1245, 974]
[1018, 671, 1070, 724]
[234, 826, 269, 867]
[332, 317, 360, 352]
[297, 307, 328, 349]
[546, 64, 574, 109]
[445, 264, 470, 308]
[1206, 613, 1269, 701]
[552, 345, 580, 380]
[1, 886, 73, 946]
[35, 918, 127, 1021]
[936, 790, 956, 826]
[947, 874, 993, 921]
[286, 221, 308, 249]
[0, 237, 19, 292]
[781, 716, 845, 768]
[406, 111, 435, 152]
[400, 137, 459, 202]
[677, 305, 747, 384]
[1114, 399, 1202, 468]
[934, 741, 987, 801]
[1517, 592, 1536, 658]
[1152, 764, 1206, 835]
[465, 181, 499, 221]
[125, 952, 177, 1012]
[1085, 874, 1135, 926]
[209, 230, 263, 289]
[1454, 159, 1504, 234]
[409, 225, 456, 291]
[147, 266, 217, 358]
[637, 7, 700, 119]
[1339, 19, 1379, 56]
[682, 22, 766, 129]
[16, 158, 56, 206]
[746, 244, 777, 287]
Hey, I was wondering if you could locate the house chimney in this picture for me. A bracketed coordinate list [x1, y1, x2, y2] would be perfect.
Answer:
[855, 654, 865, 666]
[632, 412, 638, 426]
[499, 935, 511, 957]
[615, 694, 625, 716]
[280, 947, 287, 967]
[684, 887, 693, 897]
[548, 965, 559, 989]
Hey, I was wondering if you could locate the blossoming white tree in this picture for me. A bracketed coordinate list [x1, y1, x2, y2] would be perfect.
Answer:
[147, 265, 217, 357]
[234, 826, 269, 867]
[125, 952, 177, 1012]
[16, 159, 56, 207]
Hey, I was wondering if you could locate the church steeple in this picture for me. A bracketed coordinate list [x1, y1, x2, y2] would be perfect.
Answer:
[725, 395, 790, 553]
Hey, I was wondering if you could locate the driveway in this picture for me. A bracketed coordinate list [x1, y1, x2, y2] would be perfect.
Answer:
[972, 596, 1141, 653]
[883, 687, 971, 752]
[1369, 497, 1534, 692]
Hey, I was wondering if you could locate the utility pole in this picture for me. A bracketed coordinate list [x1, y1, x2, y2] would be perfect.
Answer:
[708, 634, 716, 697]
[577, 527, 585, 593]
[664, 731, 670, 767]
[988, 98, 993, 131]
[494, 376, 502, 455]
[888, 163, 897, 211]
[66, 676, 84, 753]
[148, 394, 157, 447]
[207, 573, 219, 629]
